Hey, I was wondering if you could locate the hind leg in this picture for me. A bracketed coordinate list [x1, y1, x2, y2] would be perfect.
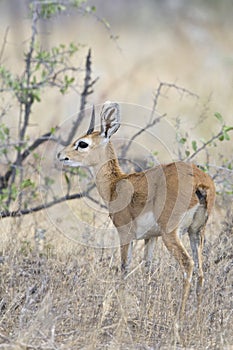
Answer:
[188, 205, 208, 306]
[188, 226, 205, 306]
[120, 240, 133, 272]
[144, 237, 157, 268]
[162, 230, 194, 319]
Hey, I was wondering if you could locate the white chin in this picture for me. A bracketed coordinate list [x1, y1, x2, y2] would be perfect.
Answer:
[63, 161, 82, 167]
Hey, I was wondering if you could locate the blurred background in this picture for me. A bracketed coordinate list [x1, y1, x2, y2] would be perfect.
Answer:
[0, 0, 233, 221]
[0, 0, 232, 130]
[0, 5, 232, 345]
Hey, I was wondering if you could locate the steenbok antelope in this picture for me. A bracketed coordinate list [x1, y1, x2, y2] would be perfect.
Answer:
[57, 101, 215, 318]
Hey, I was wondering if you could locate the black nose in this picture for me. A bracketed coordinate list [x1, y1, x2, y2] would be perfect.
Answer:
[57, 152, 69, 161]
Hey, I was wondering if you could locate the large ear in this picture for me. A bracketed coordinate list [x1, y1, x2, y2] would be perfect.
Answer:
[100, 101, 120, 139]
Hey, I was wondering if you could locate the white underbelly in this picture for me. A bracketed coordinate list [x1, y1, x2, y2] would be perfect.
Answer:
[178, 204, 199, 236]
[134, 211, 160, 240]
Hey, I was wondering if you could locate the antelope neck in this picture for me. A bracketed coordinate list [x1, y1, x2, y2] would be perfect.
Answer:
[93, 141, 124, 203]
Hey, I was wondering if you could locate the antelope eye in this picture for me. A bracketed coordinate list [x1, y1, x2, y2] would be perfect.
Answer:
[78, 141, 89, 149]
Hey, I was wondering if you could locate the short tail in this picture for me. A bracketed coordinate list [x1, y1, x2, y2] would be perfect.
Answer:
[196, 187, 207, 207]
[196, 182, 215, 216]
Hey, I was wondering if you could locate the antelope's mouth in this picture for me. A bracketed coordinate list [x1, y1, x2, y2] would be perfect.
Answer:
[60, 159, 81, 167]
[57, 152, 80, 167]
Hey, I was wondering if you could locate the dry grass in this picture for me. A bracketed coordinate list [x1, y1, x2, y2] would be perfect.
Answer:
[0, 205, 232, 349]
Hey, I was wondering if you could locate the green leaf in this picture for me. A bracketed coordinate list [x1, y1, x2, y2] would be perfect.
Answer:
[33, 152, 40, 160]
[218, 135, 224, 141]
[77, 168, 88, 178]
[14, 145, 22, 152]
[4, 126, 9, 136]
[69, 42, 78, 54]
[223, 125, 233, 133]
[192, 140, 197, 152]
[72, 0, 87, 7]
[52, 46, 60, 56]
[223, 130, 230, 141]
[214, 112, 223, 123]
[0, 123, 9, 141]
[40, 3, 67, 19]
[32, 90, 41, 102]
[179, 137, 187, 145]
[64, 173, 70, 186]
[57, 4, 66, 12]
[41, 69, 47, 79]
[50, 127, 56, 134]
[102, 17, 110, 29]
[45, 176, 55, 186]
[21, 179, 34, 189]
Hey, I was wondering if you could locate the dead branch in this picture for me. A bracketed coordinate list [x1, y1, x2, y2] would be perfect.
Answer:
[63, 49, 99, 146]
[150, 81, 199, 123]
[186, 127, 233, 162]
[0, 185, 94, 218]
[0, 129, 58, 191]
[20, 3, 39, 142]
[0, 26, 10, 63]
[121, 113, 166, 159]
[121, 81, 198, 160]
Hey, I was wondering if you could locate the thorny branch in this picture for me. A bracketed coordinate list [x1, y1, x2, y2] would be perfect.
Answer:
[0, 26, 10, 63]
[121, 113, 166, 159]
[186, 126, 233, 162]
[20, 129, 58, 161]
[5, 3, 39, 210]
[0, 47, 98, 217]
[121, 81, 199, 159]
[0, 6, 98, 217]
[77, 6, 121, 52]
[150, 81, 199, 123]
[0, 185, 93, 218]
[20, 2, 38, 143]
[0, 182, 106, 218]
[0, 129, 57, 191]
[63, 48, 99, 146]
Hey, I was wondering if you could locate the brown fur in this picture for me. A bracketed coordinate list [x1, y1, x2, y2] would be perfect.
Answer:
[58, 102, 216, 319]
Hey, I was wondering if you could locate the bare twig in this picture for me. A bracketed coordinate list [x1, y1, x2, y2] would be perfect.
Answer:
[121, 113, 166, 159]
[77, 6, 121, 52]
[21, 128, 59, 161]
[186, 127, 233, 162]
[0, 181, 109, 218]
[0, 26, 10, 63]
[10, 1, 40, 212]
[0, 3, 100, 219]
[0, 129, 58, 191]
[121, 81, 198, 160]
[20, 1, 39, 142]
[63, 49, 99, 146]
[0, 185, 94, 218]
[150, 81, 199, 123]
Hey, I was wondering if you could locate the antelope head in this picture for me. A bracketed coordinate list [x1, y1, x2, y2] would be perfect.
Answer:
[57, 101, 120, 168]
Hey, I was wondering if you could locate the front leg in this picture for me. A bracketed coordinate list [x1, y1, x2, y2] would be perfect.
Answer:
[113, 214, 134, 273]
[120, 241, 133, 272]
[144, 236, 157, 268]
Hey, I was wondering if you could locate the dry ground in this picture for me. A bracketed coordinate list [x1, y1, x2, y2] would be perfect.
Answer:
[0, 202, 232, 349]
